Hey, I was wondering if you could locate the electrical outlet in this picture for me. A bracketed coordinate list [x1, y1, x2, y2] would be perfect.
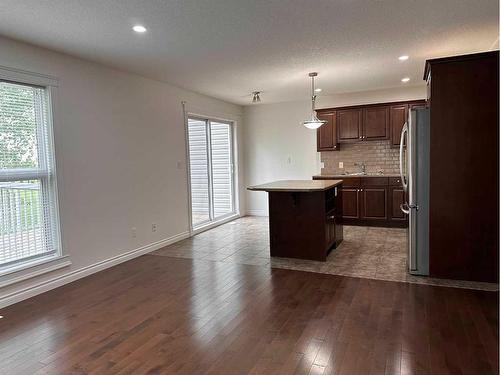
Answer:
[131, 227, 137, 238]
[339, 162, 344, 169]
[152, 223, 157, 232]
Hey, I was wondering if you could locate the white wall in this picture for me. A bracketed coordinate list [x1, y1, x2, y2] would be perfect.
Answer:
[0, 36, 243, 307]
[243, 85, 426, 215]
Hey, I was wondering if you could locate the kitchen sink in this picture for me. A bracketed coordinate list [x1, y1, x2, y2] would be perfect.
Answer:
[340, 172, 367, 176]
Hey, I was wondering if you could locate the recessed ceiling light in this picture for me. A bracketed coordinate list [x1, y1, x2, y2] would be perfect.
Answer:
[401, 77, 410, 83]
[132, 25, 147, 33]
[398, 55, 409, 61]
[314, 88, 322, 93]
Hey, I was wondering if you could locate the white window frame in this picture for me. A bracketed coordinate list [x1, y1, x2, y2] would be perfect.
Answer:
[183, 107, 240, 235]
[0, 65, 67, 282]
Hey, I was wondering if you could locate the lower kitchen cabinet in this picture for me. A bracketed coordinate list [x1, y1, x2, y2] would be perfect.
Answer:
[313, 176, 407, 227]
[361, 188, 387, 219]
[340, 188, 360, 219]
[389, 187, 406, 221]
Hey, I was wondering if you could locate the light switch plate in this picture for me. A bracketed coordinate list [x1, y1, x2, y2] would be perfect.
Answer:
[339, 162, 344, 169]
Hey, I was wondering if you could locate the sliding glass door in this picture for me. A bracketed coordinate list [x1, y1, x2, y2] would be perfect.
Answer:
[187, 117, 235, 228]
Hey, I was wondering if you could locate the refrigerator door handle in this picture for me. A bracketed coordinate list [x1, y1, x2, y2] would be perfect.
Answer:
[401, 202, 418, 215]
[399, 122, 408, 192]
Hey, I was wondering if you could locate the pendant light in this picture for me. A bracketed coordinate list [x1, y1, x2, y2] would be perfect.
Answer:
[302, 72, 326, 129]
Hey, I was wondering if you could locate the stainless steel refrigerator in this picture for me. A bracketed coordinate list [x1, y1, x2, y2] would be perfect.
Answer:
[399, 108, 429, 276]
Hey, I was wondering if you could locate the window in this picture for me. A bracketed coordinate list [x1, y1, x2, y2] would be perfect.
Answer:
[0, 80, 60, 269]
[187, 117, 235, 228]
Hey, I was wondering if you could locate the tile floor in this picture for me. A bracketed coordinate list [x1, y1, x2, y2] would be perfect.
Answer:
[152, 216, 498, 291]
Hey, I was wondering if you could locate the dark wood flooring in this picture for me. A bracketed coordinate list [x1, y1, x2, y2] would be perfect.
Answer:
[0, 254, 497, 374]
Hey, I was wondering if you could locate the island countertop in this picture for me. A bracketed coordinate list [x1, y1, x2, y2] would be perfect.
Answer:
[247, 179, 342, 192]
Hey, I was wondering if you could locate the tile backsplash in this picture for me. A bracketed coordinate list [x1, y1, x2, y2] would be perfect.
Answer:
[321, 140, 400, 175]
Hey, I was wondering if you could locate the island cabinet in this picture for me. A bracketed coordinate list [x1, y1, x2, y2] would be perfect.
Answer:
[248, 180, 343, 261]
[313, 176, 407, 228]
[316, 100, 425, 149]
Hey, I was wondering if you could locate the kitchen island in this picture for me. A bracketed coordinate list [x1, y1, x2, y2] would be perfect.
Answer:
[248, 180, 343, 261]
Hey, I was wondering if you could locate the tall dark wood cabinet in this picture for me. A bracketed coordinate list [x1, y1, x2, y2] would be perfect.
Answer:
[425, 51, 499, 283]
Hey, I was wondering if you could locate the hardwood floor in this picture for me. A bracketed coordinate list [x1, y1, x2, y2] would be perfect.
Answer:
[0, 254, 497, 374]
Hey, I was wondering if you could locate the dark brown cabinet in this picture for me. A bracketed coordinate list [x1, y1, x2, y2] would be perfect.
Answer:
[337, 109, 362, 142]
[341, 188, 360, 219]
[390, 104, 408, 147]
[424, 51, 498, 283]
[363, 106, 389, 140]
[313, 176, 407, 227]
[361, 188, 387, 219]
[390, 101, 426, 147]
[317, 100, 425, 150]
[389, 187, 405, 220]
[316, 111, 338, 151]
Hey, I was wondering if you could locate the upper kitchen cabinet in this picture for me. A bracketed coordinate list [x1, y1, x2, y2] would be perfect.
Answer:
[316, 111, 338, 151]
[389, 104, 407, 147]
[363, 105, 390, 140]
[389, 101, 426, 147]
[337, 108, 362, 142]
[317, 100, 426, 150]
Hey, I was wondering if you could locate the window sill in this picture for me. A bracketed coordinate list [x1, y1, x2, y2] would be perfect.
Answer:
[0, 255, 71, 289]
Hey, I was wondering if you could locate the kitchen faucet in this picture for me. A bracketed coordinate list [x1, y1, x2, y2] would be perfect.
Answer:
[354, 162, 366, 174]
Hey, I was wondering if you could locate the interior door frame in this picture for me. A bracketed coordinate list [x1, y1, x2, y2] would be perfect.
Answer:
[184, 109, 239, 235]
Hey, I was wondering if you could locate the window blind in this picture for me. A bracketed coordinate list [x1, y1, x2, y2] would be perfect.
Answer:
[187, 117, 235, 228]
[209, 122, 233, 218]
[0, 81, 58, 267]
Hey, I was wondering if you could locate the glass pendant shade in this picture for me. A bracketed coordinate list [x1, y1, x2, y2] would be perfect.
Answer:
[303, 115, 326, 129]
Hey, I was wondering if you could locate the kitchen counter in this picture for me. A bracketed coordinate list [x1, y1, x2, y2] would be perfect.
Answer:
[248, 179, 342, 192]
[247, 179, 343, 261]
[313, 174, 400, 178]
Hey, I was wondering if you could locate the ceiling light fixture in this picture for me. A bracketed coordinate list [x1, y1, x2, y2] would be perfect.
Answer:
[401, 77, 410, 83]
[302, 72, 326, 130]
[398, 55, 409, 61]
[133, 25, 147, 33]
[252, 91, 261, 103]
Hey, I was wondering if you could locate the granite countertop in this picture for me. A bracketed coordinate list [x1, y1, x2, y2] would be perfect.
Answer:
[248, 179, 343, 192]
[313, 174, 400, 178]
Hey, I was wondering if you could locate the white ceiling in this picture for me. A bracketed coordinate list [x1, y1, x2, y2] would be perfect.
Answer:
[0, 0, 497, 105]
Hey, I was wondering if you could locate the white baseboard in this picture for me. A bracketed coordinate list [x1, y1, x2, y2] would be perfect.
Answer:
[246, 209, 269, 217]
[0, 231, 190, 309]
